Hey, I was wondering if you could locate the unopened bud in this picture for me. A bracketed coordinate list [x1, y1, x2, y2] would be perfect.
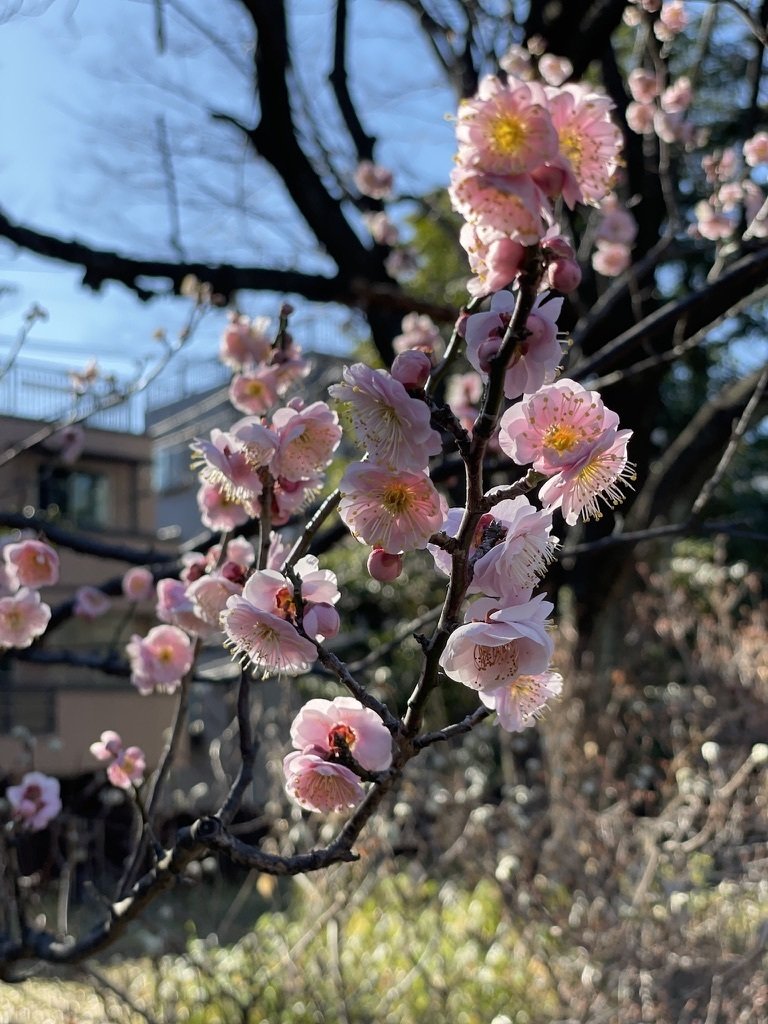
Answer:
[547, 257, 582, 293]
[367, 547, 403, 582]
[750, 743, 768, 765]
[391, 350, 431, 389]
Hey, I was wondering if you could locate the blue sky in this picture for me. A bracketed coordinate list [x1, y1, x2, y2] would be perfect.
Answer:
[0, 0, 457, 380]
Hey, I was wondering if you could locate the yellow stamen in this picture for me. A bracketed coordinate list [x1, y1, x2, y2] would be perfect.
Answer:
[543, 424, 580, 453]
[491, 114, 526, 156]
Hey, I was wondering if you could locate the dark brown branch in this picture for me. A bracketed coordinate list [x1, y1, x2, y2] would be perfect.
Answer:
[570, 245, 768, 380]
[0, 206, 345, 304]
[627, 366, 768, 529]
[330, 0, 376, 161]
[0, 513, 175, 564]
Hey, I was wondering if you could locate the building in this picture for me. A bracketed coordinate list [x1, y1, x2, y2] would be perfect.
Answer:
[0, 360, 175, 779]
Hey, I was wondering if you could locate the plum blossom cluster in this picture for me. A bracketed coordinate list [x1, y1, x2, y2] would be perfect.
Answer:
[625, 67, 693, 145]
[430, 499, 563, 731]
[0, 539, 58, 649]
[449, 71, 622, 295]
[330, 363, 445, 561]
[222, 554, 340, 677]
[191, 397, 341, 529]
[90, 731, 146, 789]
[499, 380, 635, 526]
[694, 136, 768, 243]
[283, 697, 392, 813]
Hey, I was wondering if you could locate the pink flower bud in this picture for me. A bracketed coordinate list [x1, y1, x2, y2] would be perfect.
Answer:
[367, 548, 403, 582]
[543, 235, 575, 260]
[530, 164, 568, 198]
[221, 561, 247, 585]
[122, 567, 154, 603]
[391, 350, 432, 389]
[484, 238, 526, 291]
[477, 337, 503, 373]
[547, 258, 582, 293]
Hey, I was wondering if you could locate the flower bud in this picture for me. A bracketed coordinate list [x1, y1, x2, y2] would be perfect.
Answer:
[547, 258, 582, 293]
[367, 547, 403, 582]
[391, 350, 432, 389]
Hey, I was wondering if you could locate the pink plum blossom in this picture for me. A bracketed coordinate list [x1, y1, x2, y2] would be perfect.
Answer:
[229, 367, 281, 415]
[354, 160, 394, 199]
[625, 101, 656, 135]
[126, 624, 195, 695]
[237, 557, 339, 626]
[661, 77, 692, 114]
[429, 498, 557, 601]
[196, 483, 250, 532]
[155, 578, 212, 636]
[546, 257, 581, 293]
[107, 747, 146, 790]
[538, 54, 573, 87]
[456, 75, 558, 176]
[744, 131, 768, 168]
[222, 602, 318, 677]
[219, 314, 272, 369]
[547, 83, 622, 206]
[270, 401, 342, 482]
[338, 462, 445, 554]
[592, 241, 632, 277]
[0, 588, 51, 648]
[450, 168, 548, 244]
[90, 730, 125, 761]
[628, 68, 659, 105]
[187, 574, 242, 631]
[74, 586, 111, 620]
[6, 772, 61, 832]
[480, 671, 564, 731]
[289, 697, 392, 772]
[465, 290, 563, 400]
[498, 379, 619, 473]
[122, 567, 154, 603]
[283, 751, 365, 813]
[440, 594, 555, 691]
[538, 427, 635, 524]
[694, 201, 734, 241]
[90, 731, 146, 789]
[4, 540, 59, 590]
[393, 314, 444, 363]
[191, 428, 266, 503]
[271, 475, 322, 525]
[329, 363, 441, 472]
[595, 195, 637, 245]
[657, 0, 687, 38]
[302, 602, 340, 641]
[362, 211, 399, 245]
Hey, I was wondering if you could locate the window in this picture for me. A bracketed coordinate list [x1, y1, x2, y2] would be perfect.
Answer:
[38, 467, 110, 529]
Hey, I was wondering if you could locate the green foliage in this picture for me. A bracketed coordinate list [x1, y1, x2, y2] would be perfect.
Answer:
[403, 192, 469, 310]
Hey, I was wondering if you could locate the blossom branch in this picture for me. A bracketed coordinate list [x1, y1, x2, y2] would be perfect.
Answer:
[414, 706, 492, 749]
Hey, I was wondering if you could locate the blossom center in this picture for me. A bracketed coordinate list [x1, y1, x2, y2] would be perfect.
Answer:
[559, 129, 583, 171]
[473, 641, 518, 675]
[491, 114, 526, 156]
[275, 586, 297, 617]
[543, 423, 580, 453]
[328, 723, 356, 754]
[381, 483, 411, 514]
